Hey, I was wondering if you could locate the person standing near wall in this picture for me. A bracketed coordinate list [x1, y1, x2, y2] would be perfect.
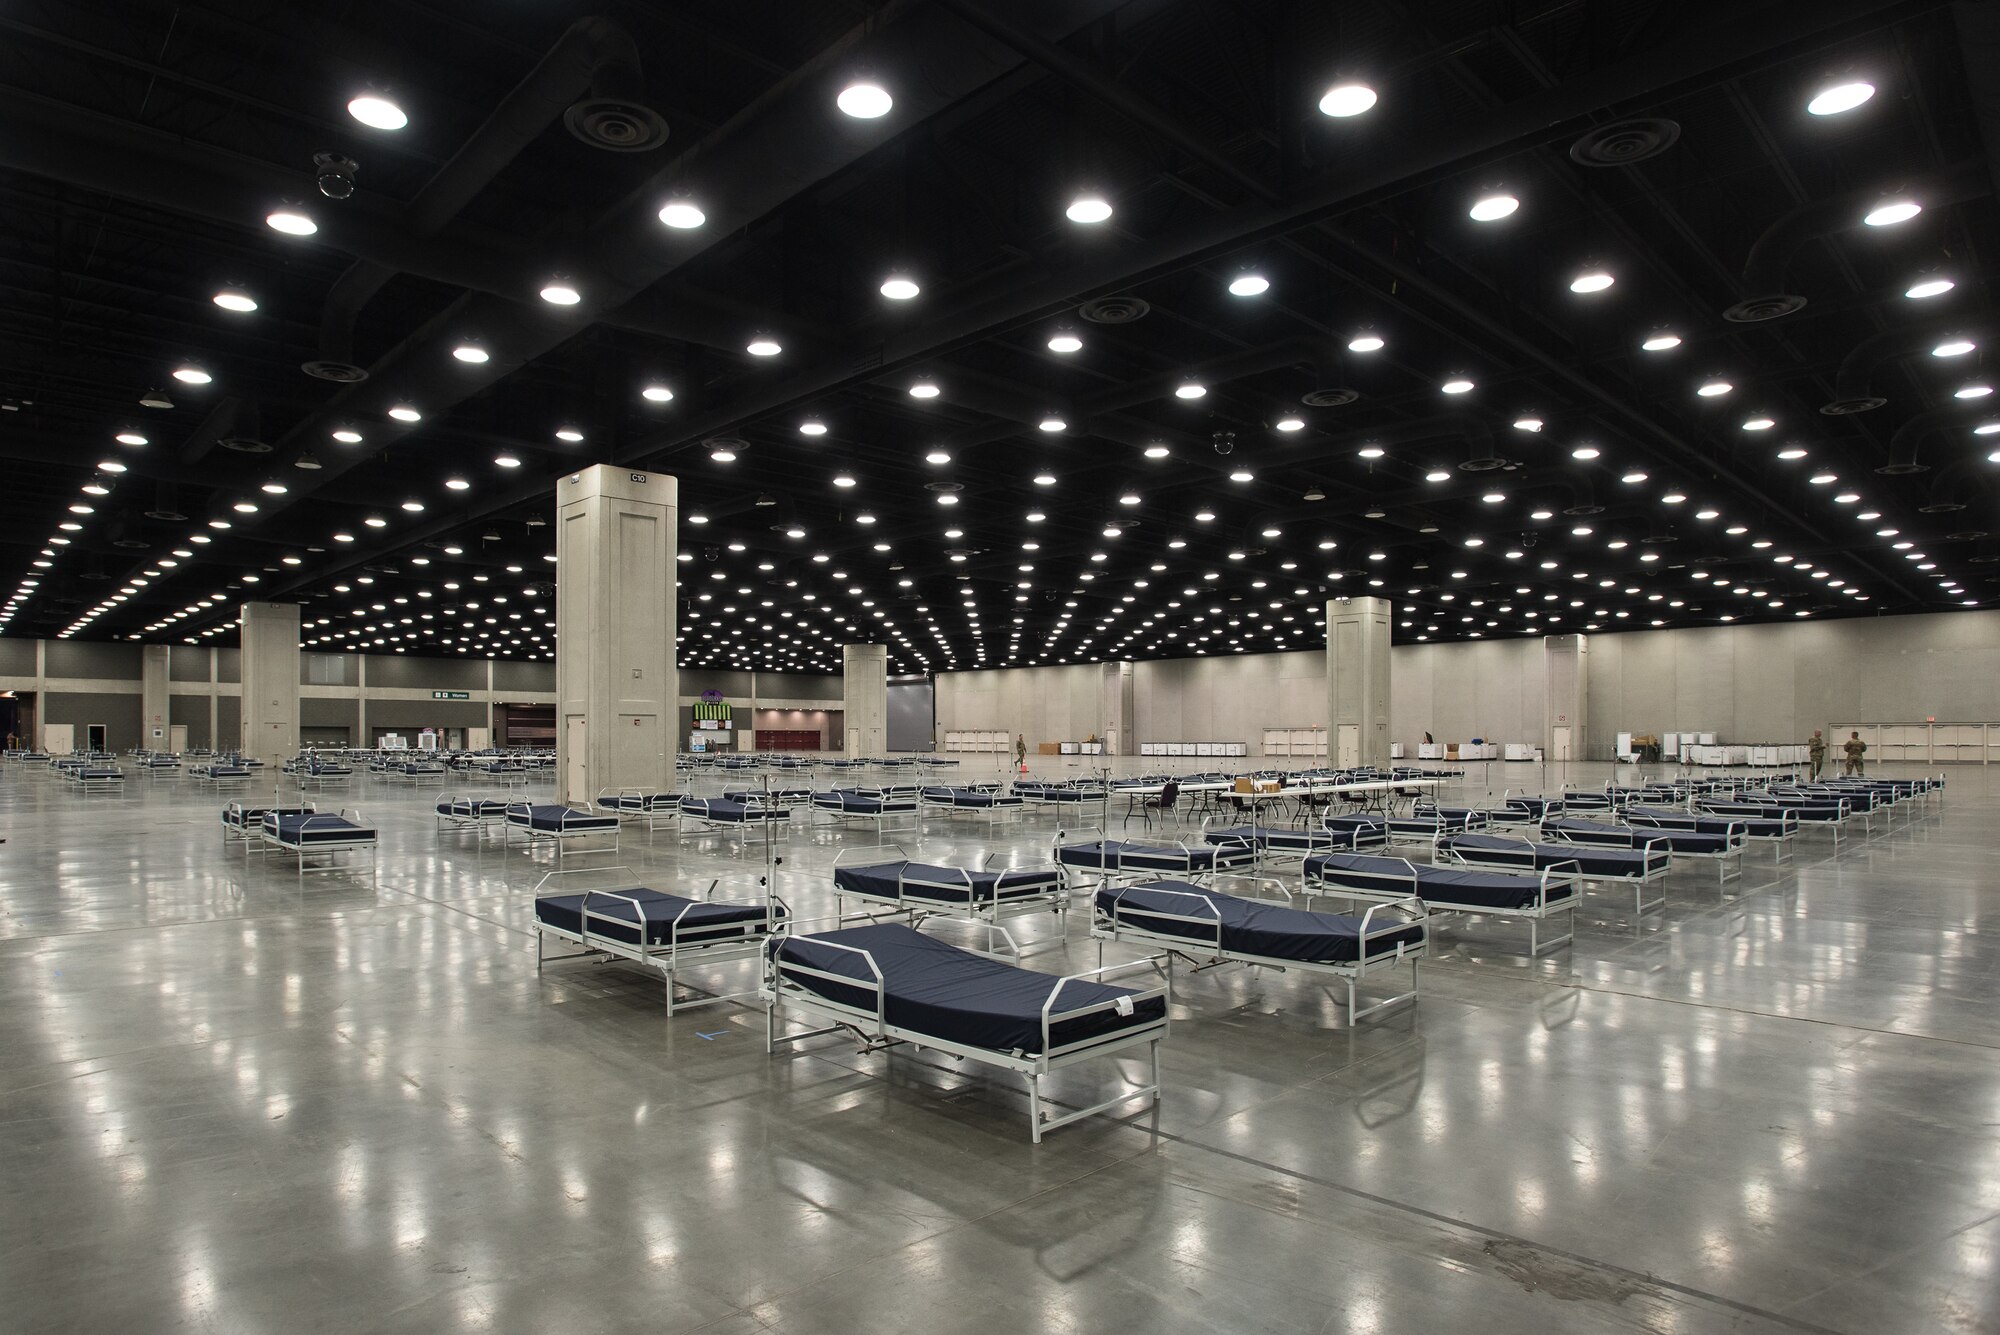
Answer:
[1807, 729, 1827, 781]
[1842, 730, 1867, 776]
[1015, 733, 1027, 772]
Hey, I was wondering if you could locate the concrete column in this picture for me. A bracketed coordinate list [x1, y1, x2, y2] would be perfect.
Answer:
[355, 653, 368, 748]
[1543, 634, 1588, 761]
[141, 644, 169, 749]
[239, 602, 301, 766]
[555, 464, 677, 803]
[1325, 597, 1392, 769]
[842, 644, 888, 755]
[1100, 660, 1135, 756]
[208, 648, 218, 753]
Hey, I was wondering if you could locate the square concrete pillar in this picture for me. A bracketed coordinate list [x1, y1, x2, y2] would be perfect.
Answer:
[141, 644, 170, 750]
[1100, 661, 1134, 756]
[842, 644, 888, 755]
[239, 602, 301, 766]
[1325, 596, 1391, 769]
[1544, 634, 1588, 761]
[556, 464, 677, 803]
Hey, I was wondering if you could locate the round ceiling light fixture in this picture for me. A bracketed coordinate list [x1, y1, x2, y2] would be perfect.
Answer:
[1347, 333, 1385, 353]
[1469, 193, 1519, 221]
[746, 335, 782, 357]
[1440, 378, 1475, 394]
[1863, 199, 1921, 227]
[264, 206, 317, 236]
[640, 385, 673, 404]
[538, 281, 581, 306]
[115, 432, 147, 447]
[347, 93, 408, 130]
[1227, 272, 1270, 296]
[908, 380, 941, 399]
[1696, 380, 1733, 397]
[1905, 276, 1955, 300]
[387, 405, 421, 422]
[1065, 194, 1113, 224]
[1569, 270, 1615, 293]
[658, 199, 706, 229]
[212, 289, 258, 313]
[172, 365, 212, 385]
[1175, 382, 1207, 399]
[836, 81, 892, 119]
[1047, 330, 1083, 354]
[1318, 83, 1377, 117]
[452, 344, 489, 364]
[879, 274, 919, 300]
[1806, 80, 1875, 116]
[1641, 332, 1682, 351]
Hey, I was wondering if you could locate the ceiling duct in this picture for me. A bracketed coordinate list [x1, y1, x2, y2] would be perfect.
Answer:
[1724, 160, 1989, 322]
[1567, 118, 1681, 166]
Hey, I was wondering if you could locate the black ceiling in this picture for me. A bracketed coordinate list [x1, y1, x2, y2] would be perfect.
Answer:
[1, 0, 1995, 674]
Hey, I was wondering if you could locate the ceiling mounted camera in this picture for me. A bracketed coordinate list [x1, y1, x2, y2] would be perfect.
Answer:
[314, 152, 359, 200]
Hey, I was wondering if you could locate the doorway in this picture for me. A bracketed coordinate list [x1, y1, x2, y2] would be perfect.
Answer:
[1551, 725, 1573, 761]
[86, 723, 108, 754]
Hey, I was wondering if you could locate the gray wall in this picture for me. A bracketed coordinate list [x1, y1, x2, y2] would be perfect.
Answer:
[217, 694, 240, 745]
[302, 653, 359, 686]
[170, 693, 212, 748]
[44, 642, 140, 678]
[934, 610, 2000, 757]
[887, 681, 934, 751]
[169, 646, 210, 682]
[767, 672, 843, 702]
[494, 660, 555, 693]
[368, 655, 484, 690]
[216, 648, 239, 683]
[367, 699, 488, 729]
[43, 691, 141, 751]
[301, 698, 360, 731]
[0, 640, 33, 675]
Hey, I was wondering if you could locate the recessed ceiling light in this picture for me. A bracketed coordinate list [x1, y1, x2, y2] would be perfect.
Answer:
[1640, 333, 1683, 352]
[1621, 471, 1648, 484]
[1046, 331, 1083, 354]
[1357, 446, 1385, 459]
[909, 381, 940, 398]
[1229, 469, 1253, 483]
[347, 93, 408, 130]
[936, 494, 959, 506]
[925, 450, 951, 465]
[1441, 378, 1474, 394]
[231, 501, 257, 514]
[1227, 272, 1270, 296]
[1274, 417, 1305, 433]
[1569, 270, 1614, 293]
[401, 500, 425, 512]
[1863, 200, 1920, 226]
[797, 418, 827, 436]
[1695, 508, 1719, 520]
[837, 81, 892, 118]
[494, 455, 521, 469]
[331, 429, 363, 444]
[1726, 525, 1748, 535]
[1807, 80, 1875, 116]
[445, 478, 470, 491]
[1777, 447, 1808, 460]
[1347, 334, 1384, 353]
[387, 405, 422, 421]
[212, 289, 257, 312]
[1038, 416, 1067, 433]
[265, 207, 317, 236]
[1065, 194, 1113, 224]
[880, 274, 919, 300]
[1571, 445, 1600, 459]
[1145, 445, 1170, 459]
[115, 432, 147, 446]
[1481, 492, 1506, 503]
[1834, 492, 1860, 503]
[658, 199, 705, 229]
[172, 365, 212, 384]
[1175, 382, 1207, 399]
[1318, 83, 1377, 117]
[833, 475, 857, 488]
[1119, 493, 1142, 506]
[1809, 473, 1837, 485]
[1958, 384, 1994, 399]
[539, 281, 581, 306]
[1034, 474, 1056, 486]
[1905, 276, 1955, 299]
[1933, 340, 1976, 357]
[1426, 470, 1451, 483]
[452, 344, 488, 364]
[1469, 194, 1518, 221]
[746, 336, 781, 357]
[1696, 380, 1732, 397]
[555, 427, 584, 442]
[1975, 423, 2000, 435]
[259, 481, 286, 494]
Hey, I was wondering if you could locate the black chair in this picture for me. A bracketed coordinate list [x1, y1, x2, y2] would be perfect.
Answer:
[1130, 780, 1180, 829]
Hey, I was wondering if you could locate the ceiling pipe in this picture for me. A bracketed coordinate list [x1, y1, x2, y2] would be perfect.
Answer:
[1882, 404, 1990, 470]
[316, 16, 666, 379]
[1723, 160, 1990, 322]
[1922, 456, 1994, 514]
[1824, 316, 1998, 413]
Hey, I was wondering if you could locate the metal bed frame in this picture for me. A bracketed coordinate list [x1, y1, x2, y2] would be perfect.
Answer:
[593, 787, 684, 833]
[764, 917, 1169, 1143]
[504, 802, 622, 861]
[918, 785, 1024, 830]
[1625, 806, 1797, 863]
[809, 788, 921, 834]
[260, 808, 377, 880]
[1305, 853, 1580, 956]
[434, 791, 511, 838]
[1090, 882, 1426, 1026]
[192, 765, 253, 791]
[677, 796, 793, 856]
[1052, 828, 1260, 890]
[1699, 794, 1853, 844]
[1545, 816, 1748, 885]
[223, 800, 313, 853]
[533, 865, 788, 1014]
[830, 845, 1067, 928]
[1441, 832, 1669, 916]
[1195, 817, 1390, 872]
[66, 766, 127, 794]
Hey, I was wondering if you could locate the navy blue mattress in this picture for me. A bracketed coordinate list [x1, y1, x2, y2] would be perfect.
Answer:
[1322, 814, 1389, 840]
[535, 889, 783, 945]
[1442, 832, 1656, 878]
[226, 804, 312, 829]
[1702, 799, 1843, 823]
[597, 792, 680, 812]
[723, 788, 811, 803]
[508, 804, 619, 833]
[437, 797, 510, 817]
[812, 791, 917, 815]
[265, 813, 373, 845]
[1096, 881, 1424, 962]
[922, 787, 1021, 808]
[73, 768, 124, 780]
[1503, 797, 1564, 819]
[1057, 840, 1255, 873]
[1307, 853, 1573, 911]
[834, 861, 1060, 905]
[1394, 806, 1483, 834]
[680, 798, 789, 823]
[1545, 818, 1729, 856]
[771, 924, 1163, 1054]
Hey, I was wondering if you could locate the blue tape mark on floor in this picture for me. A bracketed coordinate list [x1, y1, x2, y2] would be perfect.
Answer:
[696, 1030, 729, 1041]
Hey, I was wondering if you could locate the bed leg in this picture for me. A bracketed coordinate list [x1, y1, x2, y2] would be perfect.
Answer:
[1150, 1039, 1162, 1103]
[1346, 978, 1358, 1027]
[1027, 1073, 1044, 1144]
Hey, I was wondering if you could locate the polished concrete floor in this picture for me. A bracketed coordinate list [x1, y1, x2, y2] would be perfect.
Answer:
[2, 757, 1995, 1334]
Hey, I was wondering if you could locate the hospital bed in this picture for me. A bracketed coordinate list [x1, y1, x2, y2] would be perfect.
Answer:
[722, 786, 815, 808]
[384, 760, 448, 785]
[65, 765, 126, 794]
[1053, 831, 1259, 888]
[677, 796, 792, 853]
[1386, 803, 1491, 844]
[223, 801, 314, 852]
[504, 802, 622, 860]
[1542, 815, 1745, 885]
[434, 793, 512, 837]
[191, 763, 253, 789]
[920, 785, 1025, 828]
[1438, 830, 1669, 915]
[1625, 804, 1796, 860]
[1698, 794, 1851, 841]
[260, 808, 377, 878]
[534, 866, 788, 1014]
[1091, 880, 1426, 1025]
[765, 919, 1169, 1142]
[831, 847, 1067, 927]
[1304, 851, 1579, 955]
[1198, 817, 1389, 868]
[593, 789, 684, 832]
[1561, 787, 1638, 813]
[810, 788, 920, 832]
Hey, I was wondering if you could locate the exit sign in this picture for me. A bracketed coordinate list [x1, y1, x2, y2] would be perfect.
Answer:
[431, 690, 470, 700]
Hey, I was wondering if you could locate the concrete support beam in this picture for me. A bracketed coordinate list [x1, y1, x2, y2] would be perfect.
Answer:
[1325, 597, 1392, 769]
[1544, 634, 1589, 761]
[842, 644, 888, 755]
[140, 645, 169, 749]
[556, 464, 677, 803]
[1100, 661, 1135, 756]
[239, 602, 301, 766]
